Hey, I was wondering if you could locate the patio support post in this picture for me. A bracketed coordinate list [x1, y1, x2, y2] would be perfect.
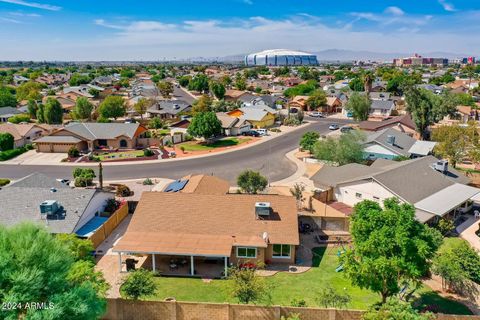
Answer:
[190, 256, 194, 275]
[118, 252, 122, 273]
[224, 257, 228, 277]
[152, 254, 156, 272]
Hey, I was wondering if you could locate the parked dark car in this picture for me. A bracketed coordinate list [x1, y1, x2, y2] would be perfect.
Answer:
[340, 126, 354, 133]
[242, 130, 260, 137]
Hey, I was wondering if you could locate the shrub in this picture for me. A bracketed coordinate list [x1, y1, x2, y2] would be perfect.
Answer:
[104, 198, 121, 213]
[184, 134, 193, 141]
[116, 184, 132, 197]
[180, 146, 185, 153]
[165, 140, 173, 148]
[148, 117, 164, 129]
[290, 298, 307, 307]
[0, 145, 30, 161]
[7, 113, 30, 124]
[434, 219, 455, 236]
[68, 146, 80, 158]
[122, 269, 156, 300]
[74, 177, 93, 187]
[143, 149, 154, 157]
[142, 178, 154, 185]
[0, 178, 10, 186]
[0, 132, 14, 151]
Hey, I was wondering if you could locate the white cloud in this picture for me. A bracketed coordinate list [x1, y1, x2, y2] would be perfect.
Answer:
[243, 0, 253, 4]
[0, 16, 22, 23]
[438, 0, 456, 12]
[0, 0, 60, 11]
[385, 6, 405, 16]
[9, 11, 41, 17]
[2, 13, 480, 60]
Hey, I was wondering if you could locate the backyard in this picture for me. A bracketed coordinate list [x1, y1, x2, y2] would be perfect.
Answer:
[178, 137, 253, 152]
[127, 247, 472, 314]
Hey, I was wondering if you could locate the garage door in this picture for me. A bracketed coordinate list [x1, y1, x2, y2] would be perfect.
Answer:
[52, 143, 74, 153]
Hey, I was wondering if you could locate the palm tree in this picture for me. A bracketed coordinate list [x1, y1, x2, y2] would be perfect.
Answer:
[362, 71, 374, 94]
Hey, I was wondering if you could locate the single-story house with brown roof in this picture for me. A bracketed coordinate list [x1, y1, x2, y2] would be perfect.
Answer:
[0, 123, 52, 148]
[358, 114, 418, 138]
[34, 122, 148, 153]
[216, 112, 251, 136]
[113, 192, 299, 277]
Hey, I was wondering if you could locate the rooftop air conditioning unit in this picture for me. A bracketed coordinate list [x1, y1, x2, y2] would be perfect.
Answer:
[386, 135, 395, 145]
[40, 200, 59, 217]
[434, 160, 449, 173]
[255, 202, 271, 217]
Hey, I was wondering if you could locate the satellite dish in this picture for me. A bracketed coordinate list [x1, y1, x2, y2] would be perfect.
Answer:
[262, 232, 269, 242]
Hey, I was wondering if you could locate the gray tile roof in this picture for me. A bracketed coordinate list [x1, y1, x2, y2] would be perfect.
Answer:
[148, 100, 191, 115]
[35, 135, 82, 143]
[312, 156, 470, 203]
[370, 100, 395, 111]
[0, 173, 103, 234]
[365, 128, 416, 157]
[62, 122, 141, 140]
[0, 107, 21, 116]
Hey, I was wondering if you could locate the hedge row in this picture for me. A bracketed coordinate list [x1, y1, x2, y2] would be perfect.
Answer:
[0, 144, 33, 161]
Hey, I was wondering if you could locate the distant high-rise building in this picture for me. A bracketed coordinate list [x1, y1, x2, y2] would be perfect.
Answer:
[394, 54, 448, 67]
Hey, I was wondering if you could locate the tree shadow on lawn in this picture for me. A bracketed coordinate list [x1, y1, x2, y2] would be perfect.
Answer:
[203, 139, 239, 148]
[413, 290, 474, 315]
[311, 247, 327, 267]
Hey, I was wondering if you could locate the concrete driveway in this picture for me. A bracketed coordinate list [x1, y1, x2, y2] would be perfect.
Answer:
[4, 150, 67, 165]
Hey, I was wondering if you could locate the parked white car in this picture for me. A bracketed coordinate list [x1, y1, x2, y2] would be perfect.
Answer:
[254, 129, 268, 136]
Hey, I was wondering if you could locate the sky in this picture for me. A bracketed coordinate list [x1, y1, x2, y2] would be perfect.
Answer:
[0, 0, 479, 61]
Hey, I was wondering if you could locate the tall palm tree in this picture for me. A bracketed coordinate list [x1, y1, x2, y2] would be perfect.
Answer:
[362, 71, 374, 94]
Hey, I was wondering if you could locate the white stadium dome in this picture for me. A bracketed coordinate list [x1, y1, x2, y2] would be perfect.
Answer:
[245, 49, 318, 66]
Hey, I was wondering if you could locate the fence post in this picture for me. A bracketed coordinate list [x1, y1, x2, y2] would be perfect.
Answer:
[228, 303, 234, 320]
[274, 305, 281, 320]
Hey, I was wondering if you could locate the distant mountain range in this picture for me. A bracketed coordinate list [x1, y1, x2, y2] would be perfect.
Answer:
[214, 49, 473, 63]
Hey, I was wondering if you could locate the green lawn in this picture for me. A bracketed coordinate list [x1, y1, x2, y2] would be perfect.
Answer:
[179, 137, 251, 152]
[94, 150, 145, 161]
[127, 247, 472, 314]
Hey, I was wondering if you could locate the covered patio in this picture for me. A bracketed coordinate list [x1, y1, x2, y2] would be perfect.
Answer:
[113, 231, 232, 278]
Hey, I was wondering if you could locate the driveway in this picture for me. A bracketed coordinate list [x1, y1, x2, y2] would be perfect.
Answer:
[3, 150, 66, 165]
[457, 216, 480, 251]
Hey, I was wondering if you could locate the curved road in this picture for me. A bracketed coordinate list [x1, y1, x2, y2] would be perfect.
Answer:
[0, 118, 353, 184]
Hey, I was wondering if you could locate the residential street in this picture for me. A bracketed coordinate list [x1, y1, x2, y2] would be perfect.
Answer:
[0, 118, 353, 183]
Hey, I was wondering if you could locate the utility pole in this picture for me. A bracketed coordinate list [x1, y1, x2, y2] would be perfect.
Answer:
[98, 162, 103, 190]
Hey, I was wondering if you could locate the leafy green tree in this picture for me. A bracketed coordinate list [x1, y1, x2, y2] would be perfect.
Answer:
[235, 76, 247, 91]
[44, 97, 63, 124]
[362, 298, 434, 320]
[178, 75, 191, 87]
[98, 95, 126, 120]
[362, 71, 375, 94]
[157, 81, 174, 98]
[306, 89, 327, 111]
[345, 92, 370, 121]
[431, 124, 475, 167]
[209, 80, 226, 99]
[192, 95, 213, 114]
[237, 170, 268, 194]
[72, 167, 96, 187]
[313, 131, 365, 165]
[299, 131, 320, 153]
[229, 268, 268, 304]
[405, 88, 439, 139]
[71, 97, 93, 121]
[0, 132, 14, 151]
[273, 66, 290, 77]
[120, 69, 135, 78]
[56, 233, 95, 262]
[36, 103, 46, 123]
[0, 86, 16, 108]
[188, 73, 210, 92]
[7, 114, 30, 124]
[187, 111, 221, 140]
[16, 81, 44, 101]
[134, 98, 153, 119]
[69, 73, 92, 86]
[148, 117, 164, 129]
[349, 77, 365, 92]
[0, 223, 106, 319]
[27, 99, 38, 119]
[341, 199, 443, 303]
[88, 88, 100, 98]
[284, 80, 318, 98]
[122, 269, 156, 300]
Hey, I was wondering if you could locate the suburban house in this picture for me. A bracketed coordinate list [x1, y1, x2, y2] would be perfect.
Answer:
[240, 95, 287, 110]
[363, 128, 436, 160]
[216, 112, 252, 136]
[0, 173, 113, 235]
[289, 95, 309, 111]
[358, 114, 418, 137]
[224, 89, 252, 102]
[147, 100, 191, 119]
[162, 174, 231, 195]
[0, 107, 22, 123]
[227, 108, 275, 128]
[369, 100, 396, 118]
[113, 192, 299, 277]
[0, 123, 52, 148]
[34, 122, 148, 153]
[325, 97, 342, 113]
[311, 156, 479, 226]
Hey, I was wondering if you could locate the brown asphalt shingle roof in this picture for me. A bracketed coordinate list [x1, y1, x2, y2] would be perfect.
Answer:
[180, 175, 230, 195]
[359, 114, 416, 131]
[113, 192, 299, 256]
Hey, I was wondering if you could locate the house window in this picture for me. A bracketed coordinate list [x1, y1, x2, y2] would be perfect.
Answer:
[355, 193, 362, 199]
[236, 247, 256, 258]
[272, 244, 291, 258]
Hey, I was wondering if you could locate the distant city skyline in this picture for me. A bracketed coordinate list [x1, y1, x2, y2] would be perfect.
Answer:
[0, 0, 479, 61]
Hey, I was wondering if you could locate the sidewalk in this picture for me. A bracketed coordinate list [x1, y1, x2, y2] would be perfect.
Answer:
[270, 149, 320, 189]
[458, 216, 480, 251]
